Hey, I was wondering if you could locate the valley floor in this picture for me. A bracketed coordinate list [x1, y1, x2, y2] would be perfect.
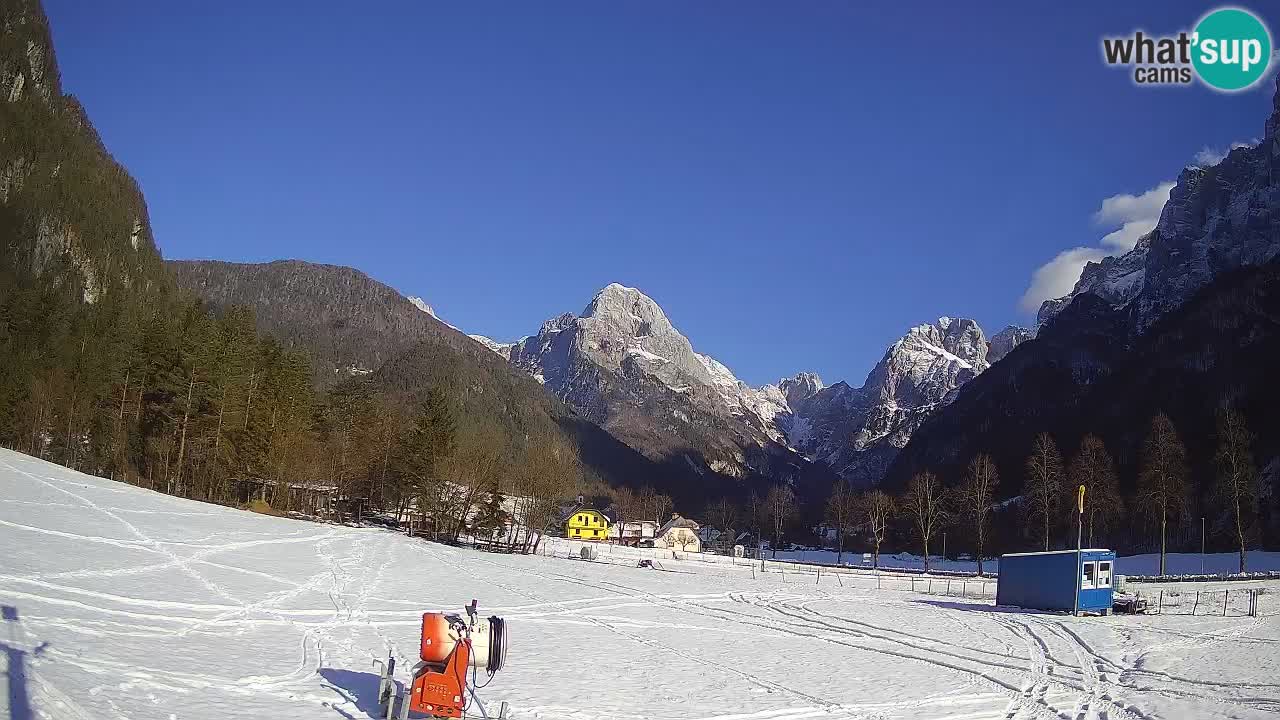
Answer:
[1, 447, 1278, 720]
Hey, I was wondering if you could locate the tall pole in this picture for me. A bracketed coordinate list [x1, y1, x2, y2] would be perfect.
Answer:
[1201, 517, 1206, 575]
[1074, 485, 1085, 617]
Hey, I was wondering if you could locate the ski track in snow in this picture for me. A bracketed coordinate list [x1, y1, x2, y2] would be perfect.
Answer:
[2, 449, 1279, 720]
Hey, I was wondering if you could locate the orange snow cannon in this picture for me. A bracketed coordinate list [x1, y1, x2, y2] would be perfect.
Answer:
[376, 600, 508, 719]
[409, 612, 472, 718]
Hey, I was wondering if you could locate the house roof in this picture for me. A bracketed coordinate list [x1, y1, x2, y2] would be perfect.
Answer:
[563, 505, 612, 524]
[656, 514, 699, 537]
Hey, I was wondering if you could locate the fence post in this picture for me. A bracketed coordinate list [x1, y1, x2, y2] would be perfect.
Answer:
[1159, 590, 1164, 615]
[816, 567, 821, 585]
[1192, 591, 1200, 616]
[928, 578, 933, 594]
[947, 580, 952, 596]
[1223, 590, 1229, 617]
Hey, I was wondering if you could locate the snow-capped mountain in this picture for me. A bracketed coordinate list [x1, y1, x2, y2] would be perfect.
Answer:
[468, 334, 516, 357]
[1039, 75, 1280, 331]
[784, 317, 1014, 483]
[988, 325, 1036, 363]
[485, 284, 1029, 485]
[503, 284, 793, 478]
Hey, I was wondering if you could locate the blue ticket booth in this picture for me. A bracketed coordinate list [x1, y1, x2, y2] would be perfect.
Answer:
[996, 549, 1116, 614]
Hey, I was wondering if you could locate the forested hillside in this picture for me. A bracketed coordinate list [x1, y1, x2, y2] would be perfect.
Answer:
[0, 0, 640, 535]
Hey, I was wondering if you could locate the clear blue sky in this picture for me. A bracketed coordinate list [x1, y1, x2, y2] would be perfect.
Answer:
[45, 1, 1274, 387]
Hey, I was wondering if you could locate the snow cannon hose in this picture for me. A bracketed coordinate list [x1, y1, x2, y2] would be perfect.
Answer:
[486, 616, 507, 673]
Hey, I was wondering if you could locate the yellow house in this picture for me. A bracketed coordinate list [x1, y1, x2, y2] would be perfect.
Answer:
[566, 507, 610, 541]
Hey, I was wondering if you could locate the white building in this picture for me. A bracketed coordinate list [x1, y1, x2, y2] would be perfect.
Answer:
[654, 514, 701, 553]
[608, 519, 658, 543]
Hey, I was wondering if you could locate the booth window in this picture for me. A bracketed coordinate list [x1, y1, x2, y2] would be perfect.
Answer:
[1097, 561, 1112, 587]
[1081, 561, 1097, 590]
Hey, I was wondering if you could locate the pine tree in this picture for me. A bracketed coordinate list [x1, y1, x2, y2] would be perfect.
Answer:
[392, 388, 457, 514]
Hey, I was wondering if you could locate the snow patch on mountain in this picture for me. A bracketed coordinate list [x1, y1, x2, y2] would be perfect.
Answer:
[469, 334, 516, 359]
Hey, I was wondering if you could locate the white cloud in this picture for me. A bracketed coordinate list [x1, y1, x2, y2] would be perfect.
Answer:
[1018, 247, 1108, 313]
[1092, 182, 1174, 228]
[1018, 181, 1173, 316]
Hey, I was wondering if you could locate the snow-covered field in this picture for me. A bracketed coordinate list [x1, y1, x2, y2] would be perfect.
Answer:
[2, 448, 1279, 720]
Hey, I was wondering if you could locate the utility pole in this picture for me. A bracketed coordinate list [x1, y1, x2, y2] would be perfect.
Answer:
[1201, 517, 1206, 575]
[1074, 485, 1085, 617]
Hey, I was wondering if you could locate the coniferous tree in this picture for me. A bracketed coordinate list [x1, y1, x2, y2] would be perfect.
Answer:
[392, 388, 457, 515]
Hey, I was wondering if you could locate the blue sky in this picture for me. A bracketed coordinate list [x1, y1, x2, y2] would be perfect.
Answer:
[45, 1, 1275, 387]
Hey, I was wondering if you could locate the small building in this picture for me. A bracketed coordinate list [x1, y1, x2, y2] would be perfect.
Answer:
[608, 519, 657, 544]
[565, 506, 611, 541]
[997, 549, 1116, 614]
[655, 514, 701, 553]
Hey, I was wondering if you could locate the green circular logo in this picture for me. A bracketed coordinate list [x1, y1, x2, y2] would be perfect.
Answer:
[1192, 8, 1272, 91]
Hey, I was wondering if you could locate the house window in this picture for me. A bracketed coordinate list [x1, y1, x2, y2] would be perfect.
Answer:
[1081, 561, 1097, 590]
[1097, 561, 1113, 588]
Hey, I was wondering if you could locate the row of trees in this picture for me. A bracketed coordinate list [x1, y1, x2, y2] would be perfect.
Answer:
[0, 282, 585, 552]
[817, 408, 1261, 575]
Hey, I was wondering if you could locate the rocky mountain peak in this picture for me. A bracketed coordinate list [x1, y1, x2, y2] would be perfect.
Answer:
[988, 325, 1034, 363]
[778, 372, 824, 406]
[540, 312, 577, 336]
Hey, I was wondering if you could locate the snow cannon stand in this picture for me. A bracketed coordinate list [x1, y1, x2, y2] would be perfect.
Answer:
[375, 601, 508, 719]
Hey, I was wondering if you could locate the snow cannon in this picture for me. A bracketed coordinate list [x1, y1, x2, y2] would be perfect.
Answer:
[375, 600, 508, 719]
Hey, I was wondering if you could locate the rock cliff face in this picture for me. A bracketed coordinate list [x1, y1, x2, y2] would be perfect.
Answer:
[1, 0, 168, 307]
[1040, 75, 1280, 331]
[988, 325, 1035, 363]
[505, 284, 796, 479]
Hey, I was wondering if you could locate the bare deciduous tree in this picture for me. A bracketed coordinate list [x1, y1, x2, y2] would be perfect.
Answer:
[704, 497, 739, 550]
[862, 489, 894, 569]
[904, 471, 946, 571]
[654, 493, 674, 524]
[959, 454, 998, 575]
[825, 479, 859, 564]
[611, 486, 638, 543]
[1069, 434, 1124, 547]
[512, 431, 582, 554]
[765, 485, 796, 558]
[1024, 432, 1064, 551]
[1137, 412, 1190, 576]
[1214, 405, 1258, 574]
